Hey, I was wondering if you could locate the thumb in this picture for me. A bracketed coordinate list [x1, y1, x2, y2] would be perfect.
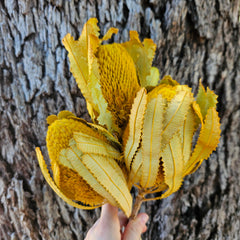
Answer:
[123, 213, 149, 240]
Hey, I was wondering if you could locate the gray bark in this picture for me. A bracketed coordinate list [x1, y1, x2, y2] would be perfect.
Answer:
[0, 0, 239, 239]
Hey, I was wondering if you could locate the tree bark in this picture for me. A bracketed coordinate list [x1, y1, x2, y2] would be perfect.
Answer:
[0, 0, 239, 239]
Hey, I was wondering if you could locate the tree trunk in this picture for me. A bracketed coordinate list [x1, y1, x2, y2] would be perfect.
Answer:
[0, 0, 239, 239]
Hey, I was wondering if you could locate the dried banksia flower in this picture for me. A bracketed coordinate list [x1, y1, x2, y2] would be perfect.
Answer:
[36, 111, 132, 217]
[62, 18, 158, 136]
[123, 77, 221, 218]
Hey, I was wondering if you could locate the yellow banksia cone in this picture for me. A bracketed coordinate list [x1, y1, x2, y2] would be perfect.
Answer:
[123, 77, 221, 207]
[36, 111, 132, 217]
[62, 18, 158, 136]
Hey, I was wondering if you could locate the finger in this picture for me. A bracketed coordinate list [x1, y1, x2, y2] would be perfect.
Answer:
[122, 213, 149, 240]
[100, 203, 120, 228]
[118, 211, 128, 228]
[101, 203, 118, 220]
[85, 204, 121, 239]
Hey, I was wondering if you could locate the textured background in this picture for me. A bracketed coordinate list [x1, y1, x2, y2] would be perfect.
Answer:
[0, 0, 239, 239]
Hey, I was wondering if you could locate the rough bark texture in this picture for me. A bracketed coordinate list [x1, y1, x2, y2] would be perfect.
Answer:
[0, 0, 239, 239]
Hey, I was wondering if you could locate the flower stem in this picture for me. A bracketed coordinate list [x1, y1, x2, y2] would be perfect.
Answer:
[130, 190, 146, 220]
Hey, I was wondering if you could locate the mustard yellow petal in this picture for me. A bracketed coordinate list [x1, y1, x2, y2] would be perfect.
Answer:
[123, 31, 157, 87]
[97, 43, 140, 129]
[36, 147, 102, 209]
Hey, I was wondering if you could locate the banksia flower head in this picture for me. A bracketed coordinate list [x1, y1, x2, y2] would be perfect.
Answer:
[62, 18, 158, 136]
[36, 111, 132, 217]
[36, 18, 221, 220]
[123, 76, 221, 207]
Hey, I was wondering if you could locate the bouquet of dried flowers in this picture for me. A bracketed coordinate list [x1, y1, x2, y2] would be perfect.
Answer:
[36, 18, 221, 219]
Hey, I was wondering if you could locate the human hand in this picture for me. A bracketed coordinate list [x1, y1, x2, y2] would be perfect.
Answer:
[85, 204, 149, 240]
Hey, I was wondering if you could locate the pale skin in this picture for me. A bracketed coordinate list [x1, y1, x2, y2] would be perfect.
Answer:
[85, 204, 149, 240]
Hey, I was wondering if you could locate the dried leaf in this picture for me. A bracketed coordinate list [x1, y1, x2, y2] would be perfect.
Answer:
[59, 138, 132, 217]
[128, 148, 143, 185]
[60, 142, 117, 207]
[147, 83, 177, 101]
[140, 94, 165, 188]
[179, 106, 198, 166]
[62, 19, 116, 132]
[56, 154, 104, 205]
[161, 90, 194, 149]
[123, 31, 156, 87]
[161, 132, 184, 199]
[154, 161, 168, 192]
[145, 67, 160, 87]
[78, 18, 100, 52]
[124, 88, 147, 170]
[159, 75, 179, 86]
[80, 153, 132, 217]
[87, 34, 116, 131]
[184, 107, 221, 176]
[74, 132, 121, 160]
[192, 101, 203, 125]
[36, 148, 101, 209]
[88, 123, 122, 150]
[101, 27, 118, 41]
[62, 33, 93, 106]
[196, 81, 218, 119]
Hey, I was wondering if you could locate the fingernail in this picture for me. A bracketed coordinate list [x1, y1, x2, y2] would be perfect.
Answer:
[140, 214, 149, 224]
